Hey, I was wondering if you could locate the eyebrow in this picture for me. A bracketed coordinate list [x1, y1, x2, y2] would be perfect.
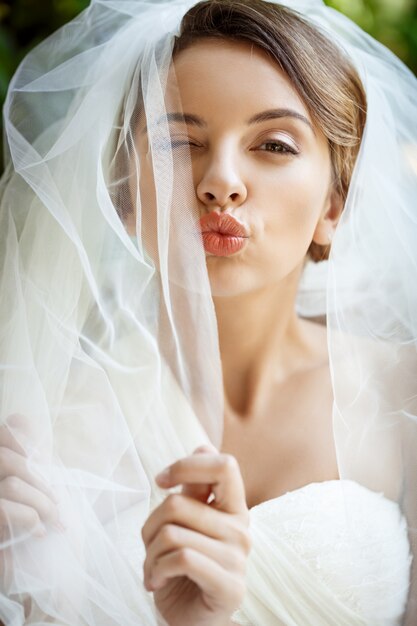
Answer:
[140, 112, 205, 135]
[140, 108, 313, 134]
[166, 112, 206, 127]
[247, 108, 314, 132]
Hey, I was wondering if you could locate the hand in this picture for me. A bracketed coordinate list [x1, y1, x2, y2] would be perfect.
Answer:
[141, 444, 251, 626]
[0, 415, 61, 547]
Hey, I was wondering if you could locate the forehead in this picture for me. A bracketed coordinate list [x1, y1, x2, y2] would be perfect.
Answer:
[168, 38, 312, 122]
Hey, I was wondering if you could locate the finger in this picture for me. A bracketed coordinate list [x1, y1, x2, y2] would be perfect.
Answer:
[0, 447, 57, 503]
[180, 445, 218, 503]
[150, 547, 245, 609]
[144, 523, 245, 588]
[141, 494, 250, 553]
[0, 423, 26, 456]
[0, 499, 45, 538]
[156, 452, 246, 514]
[0, 477, 59, 526]
[0, 414, 50, 460]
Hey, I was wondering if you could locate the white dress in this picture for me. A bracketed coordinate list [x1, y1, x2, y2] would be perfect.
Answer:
[110, 476, 410, 626]
[231, 480, 411, 626]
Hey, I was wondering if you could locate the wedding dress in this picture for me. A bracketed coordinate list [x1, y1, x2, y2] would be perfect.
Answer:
[232, 481, 410, 625]
[106, 480, 411, 626]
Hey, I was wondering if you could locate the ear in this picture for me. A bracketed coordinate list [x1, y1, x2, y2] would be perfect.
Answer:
[312, 187, 344, 246]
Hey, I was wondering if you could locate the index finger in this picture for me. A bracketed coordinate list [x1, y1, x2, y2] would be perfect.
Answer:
[181, 445, 218, 503]
[0, 421, 27, 456]
[0, 413, 50, 460]
[155, 452, 247, 515]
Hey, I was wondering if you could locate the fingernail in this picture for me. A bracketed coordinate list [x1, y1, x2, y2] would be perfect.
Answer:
[194, 443, 217, 454]
[155, 467, 170, 485]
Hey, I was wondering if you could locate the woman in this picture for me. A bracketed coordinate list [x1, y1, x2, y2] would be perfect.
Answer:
[0, 0, 415, 624]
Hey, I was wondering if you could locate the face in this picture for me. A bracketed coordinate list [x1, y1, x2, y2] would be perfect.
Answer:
[134, 39, 341, 297]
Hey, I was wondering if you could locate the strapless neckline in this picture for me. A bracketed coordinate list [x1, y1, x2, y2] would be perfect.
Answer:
[232, 478, 411, 626]
[248, 478, 344, 511]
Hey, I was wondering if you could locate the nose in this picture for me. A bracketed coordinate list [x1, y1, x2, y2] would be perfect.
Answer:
[196, 148, 247, 211]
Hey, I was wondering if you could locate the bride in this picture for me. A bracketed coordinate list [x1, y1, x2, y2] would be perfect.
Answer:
[0, 1, 415, 625]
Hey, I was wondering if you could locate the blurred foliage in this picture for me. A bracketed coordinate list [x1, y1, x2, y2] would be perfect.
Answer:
[326, 0, 417, 72]
[0, 0, 89, 108]
[0, 0, 416, 170]
[0, 0, 90, 170]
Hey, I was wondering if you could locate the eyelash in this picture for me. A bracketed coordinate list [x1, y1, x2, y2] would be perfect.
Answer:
[171, 139, 199, 149]
[151, 139, 191, 151]
[154, 138, 298, 155]
[256, 141, 298, 155]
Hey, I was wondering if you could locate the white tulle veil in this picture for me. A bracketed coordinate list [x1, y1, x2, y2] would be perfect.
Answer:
[0, 0, 416, 624]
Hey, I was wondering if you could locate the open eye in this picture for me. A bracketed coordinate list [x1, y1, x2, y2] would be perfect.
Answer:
[257, 140, 298, 155]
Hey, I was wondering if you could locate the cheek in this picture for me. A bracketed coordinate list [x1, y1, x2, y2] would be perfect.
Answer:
[133, 151, 201, 268]
[127, 152, 159, 260]
[258, 160, 330, 251]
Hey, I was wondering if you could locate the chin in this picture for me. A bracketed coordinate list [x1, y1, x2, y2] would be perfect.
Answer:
[206, 258, 264, 298]
[206, 252, 305, 299]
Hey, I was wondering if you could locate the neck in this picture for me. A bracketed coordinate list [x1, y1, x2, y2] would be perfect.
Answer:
[213, 266, 306, 418]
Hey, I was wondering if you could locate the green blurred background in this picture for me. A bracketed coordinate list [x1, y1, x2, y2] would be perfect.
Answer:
[0, 0, 416, 171]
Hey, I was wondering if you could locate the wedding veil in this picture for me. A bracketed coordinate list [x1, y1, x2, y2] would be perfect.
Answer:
[0, 0, 416, 624]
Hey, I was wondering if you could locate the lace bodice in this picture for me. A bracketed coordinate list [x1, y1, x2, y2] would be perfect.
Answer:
[232, 480, 411, 625]
[107, 477, 410, 625]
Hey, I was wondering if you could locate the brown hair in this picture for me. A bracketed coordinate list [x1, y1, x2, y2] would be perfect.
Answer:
[173, 0, 367, 262]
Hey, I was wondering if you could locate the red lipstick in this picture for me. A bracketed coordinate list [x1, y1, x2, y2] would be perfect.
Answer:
[199, 213, 249, 257]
